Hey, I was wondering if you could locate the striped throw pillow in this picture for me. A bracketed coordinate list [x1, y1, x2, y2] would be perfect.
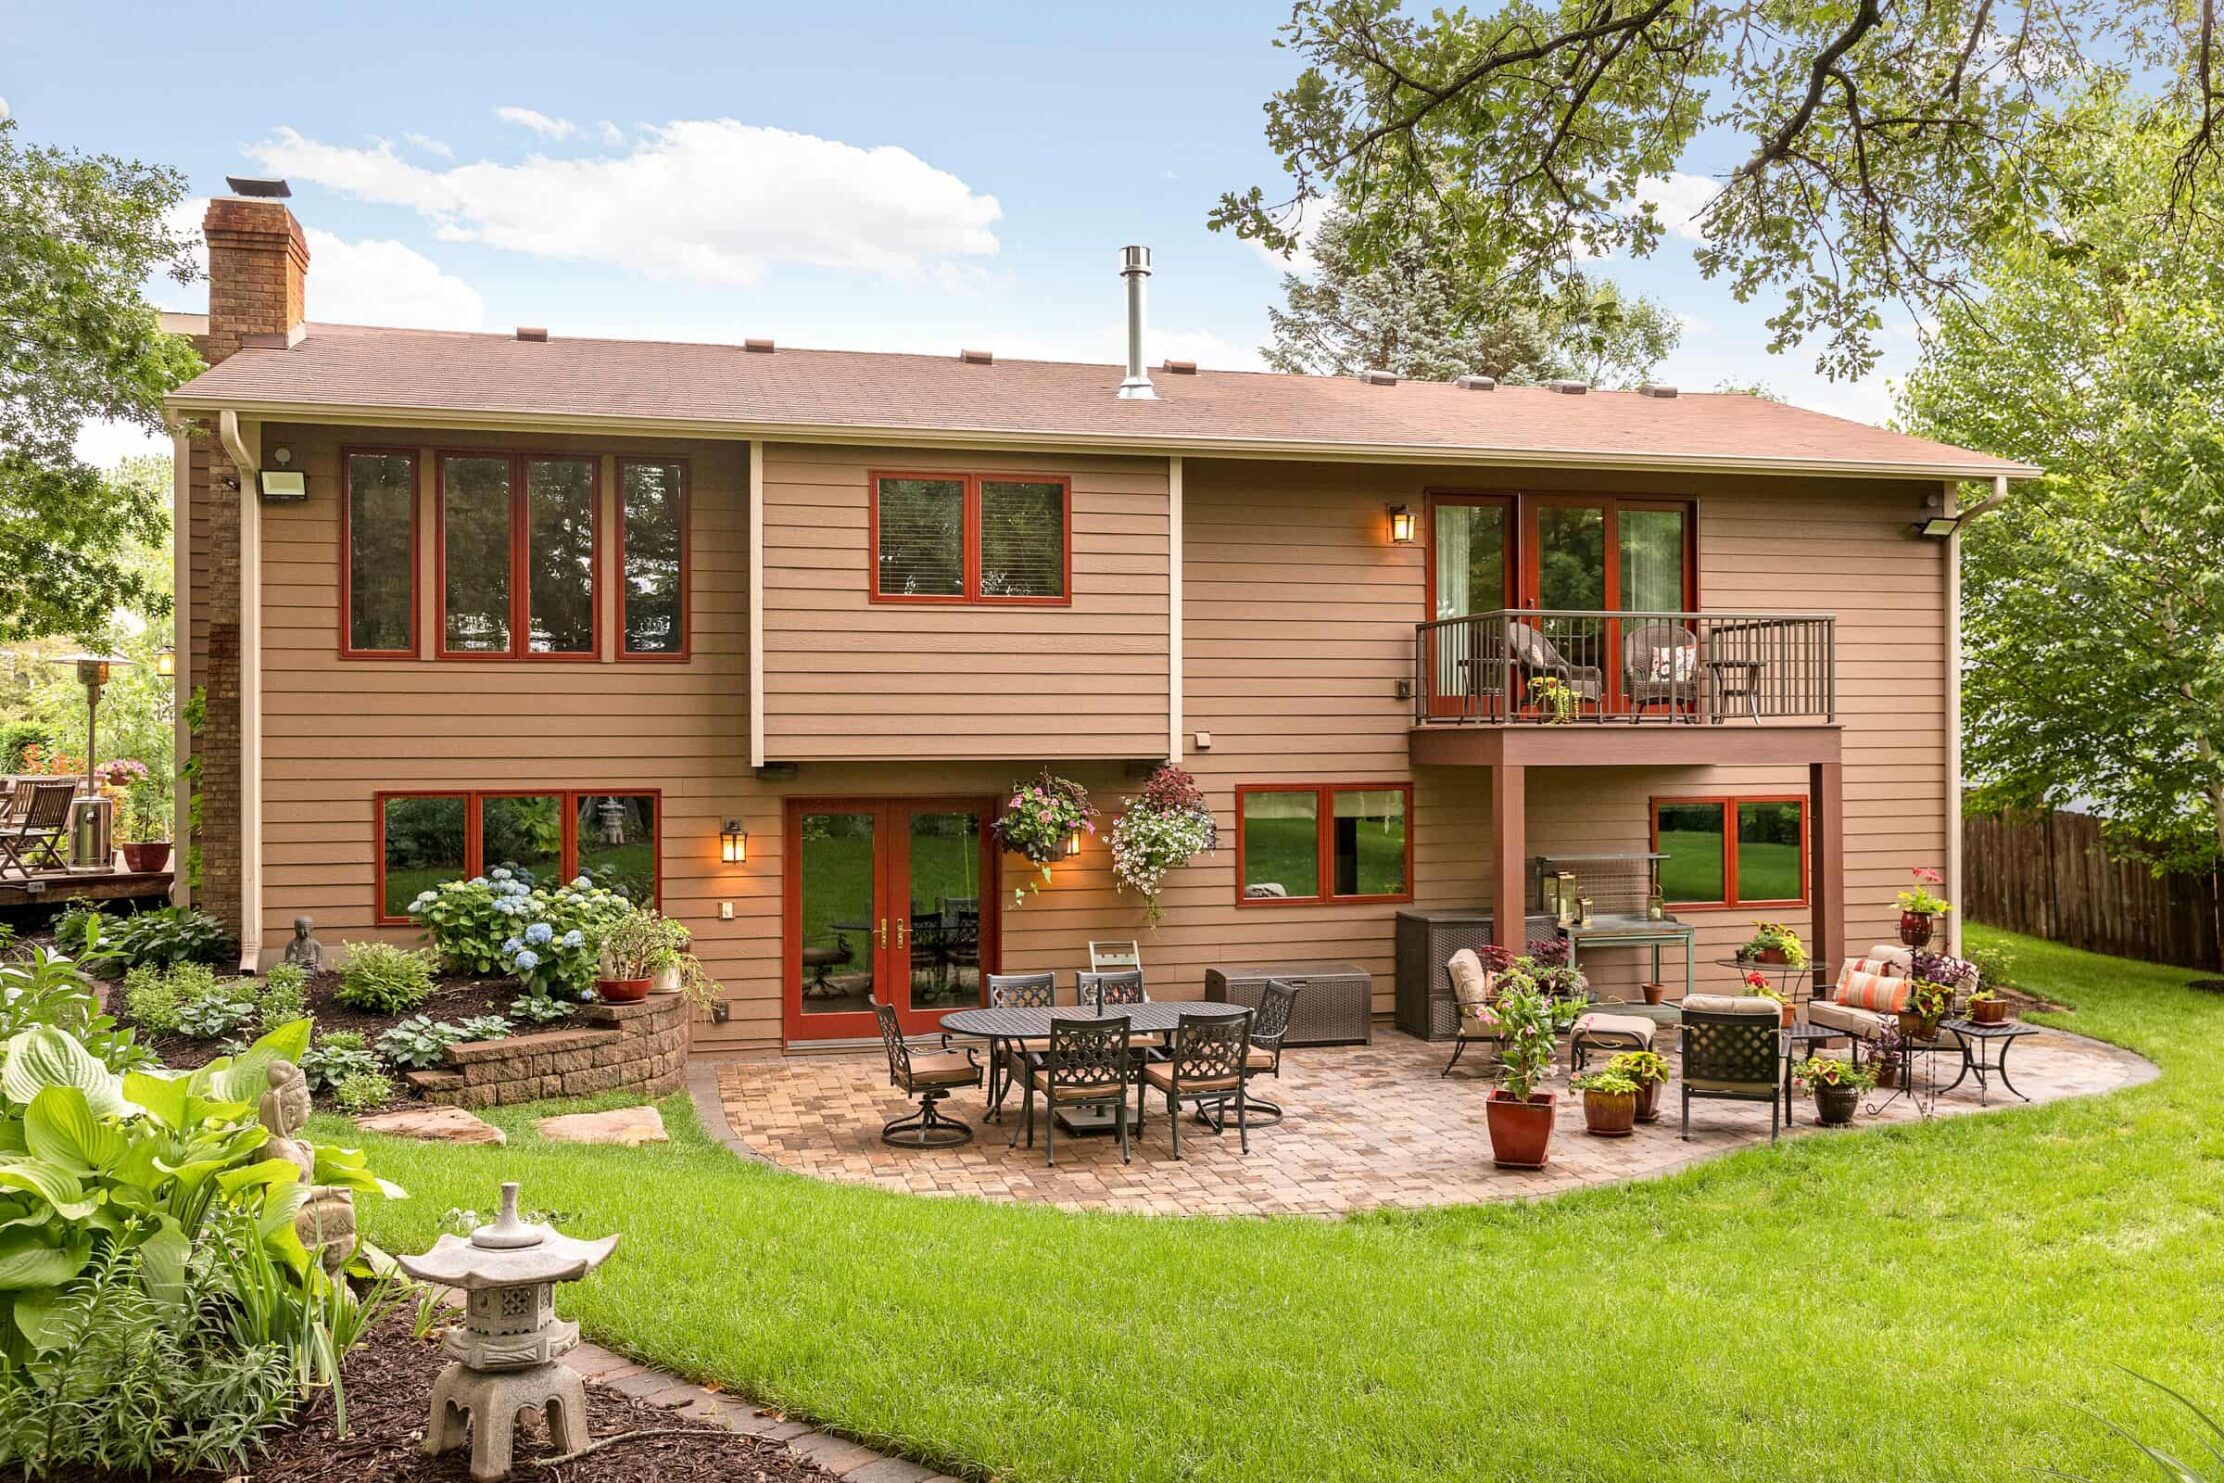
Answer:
[1834, 968, 1909, 1014]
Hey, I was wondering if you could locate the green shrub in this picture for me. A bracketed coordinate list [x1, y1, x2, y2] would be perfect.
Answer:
[332, 1069, 395, 1115]
[336, 942, 435, 1014]
[299, 1032, 380, 1094]
[452, 1014, 514, 1042]
[374, 1014, 464, 1069]
[51, 900, 118, 966]
[121, 961, 219, 1035]
[254, 962, 309, 1027]
[0, 720, 51, 773]
[175, 981, 258, 1040]
[77, 906, 233, 974]
[0, 951, 152, 1073]
[1967, 940, 2018, 989]
[409, 873, 626, 997]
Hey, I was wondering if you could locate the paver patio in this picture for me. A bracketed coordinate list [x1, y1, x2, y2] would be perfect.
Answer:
[710, 1024, 2153, 1217]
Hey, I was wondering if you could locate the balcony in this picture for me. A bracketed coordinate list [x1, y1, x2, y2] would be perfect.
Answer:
[1409, 610, 1838, 769]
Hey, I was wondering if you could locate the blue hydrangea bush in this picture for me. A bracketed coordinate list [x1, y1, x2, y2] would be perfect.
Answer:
[407, 870, 626, 1002]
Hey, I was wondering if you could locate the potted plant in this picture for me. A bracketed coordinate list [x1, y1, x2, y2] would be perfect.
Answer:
[1793, 1055, 1878, 1126]
[1640, 981, 1667, 1006]
[1870, 1021, 1905, 1087]
[594, 906, 667, 1002]
[992, 771, 1096, 905]
[1744, 970, 1795, 1027]
[1965, 986, 2010, 1025]
[1483, 961, 1586, 1169]
[1897, 867, 1951, 947]
[1527, 674, 1579, 723]
[1107, 765, 1216, 926]
[116, 777, 171, 873]
[1898, 978, 1954, 1041]
[1572, 1069, 1639, 1137]
[1607, 1049, 1670, 1123]
[1736, 921, 1808, 968]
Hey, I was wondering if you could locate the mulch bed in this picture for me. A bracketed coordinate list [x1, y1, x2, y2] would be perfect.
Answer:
[226, 1307, 833, 1483]
[120, 970, 527, 1072]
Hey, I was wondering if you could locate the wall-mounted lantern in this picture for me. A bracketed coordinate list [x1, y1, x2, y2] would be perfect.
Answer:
[154, 647, 176, 679]
[1387, 504, 1416, 545]
[720, 819, 748, 865]
[1066, 829, 1084, 859]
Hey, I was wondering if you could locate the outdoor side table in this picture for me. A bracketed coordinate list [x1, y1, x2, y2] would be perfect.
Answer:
[1938, 1019, 2040, 1106]
[1713, 956, 1816, 1004]
[1777, 1023, 1840, 1119]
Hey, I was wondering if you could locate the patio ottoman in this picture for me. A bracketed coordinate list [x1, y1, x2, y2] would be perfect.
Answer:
[1571, 1011, 1658, 1073]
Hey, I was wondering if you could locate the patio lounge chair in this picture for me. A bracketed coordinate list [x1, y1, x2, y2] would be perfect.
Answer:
[872, 1001, 982, 1149]
[1679, 994, 1781, 1142]
[1440, 948, 1505, 1077]
[1010, 1014, 1136, 1167]
[1144, 1009, 1253, 1159]
[1807, 945, 1966, 1060]
[0, 781, 79, 878]
[983, 970, 1056, 1117]
[1621, 620, 1699, 722]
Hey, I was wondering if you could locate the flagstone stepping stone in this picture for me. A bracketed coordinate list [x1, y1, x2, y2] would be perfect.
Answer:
[536, 1105, 667, 1146]
[357, 1105, 506, 1145]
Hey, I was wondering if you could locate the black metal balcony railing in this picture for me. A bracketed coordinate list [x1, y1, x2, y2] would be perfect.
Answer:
[1414, 609, 1836, 725]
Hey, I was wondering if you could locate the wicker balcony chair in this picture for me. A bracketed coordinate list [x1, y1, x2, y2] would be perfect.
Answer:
[1205, 979, 1298, 1131]
[1009, 1014, 1136, 1167]
[1144, 1010, 1253, 1159]
[872, 1000, 982, 1149]
[1077, 969, 1146, 1011]
[0, 781, 79, 878]
[982, 971, 1057, 1118]
[1621, 620, 1700, 722]
[1507, 620, 1604, 707]
[1679, 994, 1782, 1143]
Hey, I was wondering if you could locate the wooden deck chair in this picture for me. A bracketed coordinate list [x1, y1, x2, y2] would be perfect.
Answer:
[1088, 940, 1142, 975]
[0, 781, 80, 877]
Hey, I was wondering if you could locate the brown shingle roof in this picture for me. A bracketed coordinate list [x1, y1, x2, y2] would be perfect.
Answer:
[168, 322, 2035, 478]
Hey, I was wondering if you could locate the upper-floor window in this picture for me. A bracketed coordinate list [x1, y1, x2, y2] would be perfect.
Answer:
[343, 449, 418, 657]
[1236, 783, 1412, 905]
[872, 471, 1069, 603]
[619, 459, 688, 658]
[439, 452, 598, 659]
[1652, 795, 1808, 908]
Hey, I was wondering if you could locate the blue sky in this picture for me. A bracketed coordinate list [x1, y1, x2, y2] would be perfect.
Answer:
[10, 1, 1914, 465]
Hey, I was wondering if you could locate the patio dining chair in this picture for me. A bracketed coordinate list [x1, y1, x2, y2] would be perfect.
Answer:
[1678, 994, 1781, 1143]
[1144, 1010, 1253, 1159]
[0, 781, 80, 878]
[1009, 1014, 1136, 1167]
[872, 1001, 982, 1149]
[1621, 620, 1700, 722]
[1205, 978, 1298, 1131]
[982, 970, 1057, 1118]
[1077, 969, 1146, 1011]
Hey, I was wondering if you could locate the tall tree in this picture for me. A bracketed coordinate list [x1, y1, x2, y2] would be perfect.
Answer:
[0, 118, 200, 642]
[1900, 97, 2224, 870]
[1263, 207, 1679, 385]
[1215, 1, 2221, 379]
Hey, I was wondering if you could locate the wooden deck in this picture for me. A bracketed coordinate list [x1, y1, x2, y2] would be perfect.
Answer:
[0, 868, 173, 909]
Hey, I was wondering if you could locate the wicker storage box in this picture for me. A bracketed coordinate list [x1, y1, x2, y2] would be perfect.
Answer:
[1394, 910, 1495, 1041]
[1204, 963, 1372, 1046]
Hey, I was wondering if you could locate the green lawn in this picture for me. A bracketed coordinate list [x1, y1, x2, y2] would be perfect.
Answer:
[329, 927, 2223, 1481]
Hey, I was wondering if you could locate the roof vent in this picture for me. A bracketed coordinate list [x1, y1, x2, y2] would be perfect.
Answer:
[515, 326, 549, 343]
[1638, 383, 1678, 399]
[1546, 379, 1589, 395]
[1359, 368, 1399, 386]
[1117, 246, 1155, 400]
[224, 176, 292, 198]
[744, 338, 775, 354]
[1161, 359, 1197, 376]
[959, 348, 994, 366]
[1455, 374, 1497, 391]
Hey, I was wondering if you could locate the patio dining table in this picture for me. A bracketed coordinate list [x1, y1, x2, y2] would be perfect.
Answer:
[941, 1001, 1251, 1131]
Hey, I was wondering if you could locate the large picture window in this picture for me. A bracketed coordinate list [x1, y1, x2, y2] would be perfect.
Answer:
[618, 459, 688, 658]
[1652, 795, 1808, 908]
[872, 471, 1069, 603]
[376, 788, 660, 921]
[438, 453, 598, 658]
[1236, 783, 1412, 905]
[343, 449, 418, 657]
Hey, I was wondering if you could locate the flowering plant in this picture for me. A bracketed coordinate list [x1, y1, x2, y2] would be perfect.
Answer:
[1528, 674, 1578, 723]
[1908, 948, 1979, 992]
[993, 771, 1096, 901]
[1897, 866, 1952, 916]
[1742, 969, 1787, 1005]
[1793, 1055, 1877, 1091]
[1903, 978, 1955, 1022]
[96, 758, 149, 791]
[408, 870, 623, 1000]
[1108, 765, 1216, 925]
[17, 744, 82, 777]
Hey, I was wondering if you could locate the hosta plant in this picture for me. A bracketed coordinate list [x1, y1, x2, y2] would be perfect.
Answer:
[336, 942, 435, 1014]
[298, 1032, 380, 1094]
[332, 1070, 394, 1116]
[374, 1015, 465, 1070]
[451, 1015, 515, 1043]
[510, 993, 577, 1027]
[1108, 765, 1217, 926]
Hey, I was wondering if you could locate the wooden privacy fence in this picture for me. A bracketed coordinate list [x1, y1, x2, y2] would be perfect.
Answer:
[1963, 803, 2223, 972]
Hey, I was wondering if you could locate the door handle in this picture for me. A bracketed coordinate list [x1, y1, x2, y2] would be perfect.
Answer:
[878, 917, 888, 948]
[897, 918, 908, 949]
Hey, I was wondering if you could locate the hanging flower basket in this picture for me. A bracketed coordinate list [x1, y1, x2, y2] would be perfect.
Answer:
[1109, 765, 1217, 926]
[993, 771, 1096, 903]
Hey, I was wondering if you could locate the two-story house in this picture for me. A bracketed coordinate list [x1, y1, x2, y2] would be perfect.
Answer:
[165, 186, 2032, 1053]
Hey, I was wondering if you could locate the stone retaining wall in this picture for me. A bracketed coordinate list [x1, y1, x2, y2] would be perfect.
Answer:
[404, 995, 691, 1109]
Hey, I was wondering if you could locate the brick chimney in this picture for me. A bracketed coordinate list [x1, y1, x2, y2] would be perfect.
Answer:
[202, 194, 309, 361]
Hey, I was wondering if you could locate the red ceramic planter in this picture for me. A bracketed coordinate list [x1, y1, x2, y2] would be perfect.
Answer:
[119, 842, 171, 873]
[1899, 911, 1935, 948]
[1486, 1090, 1557, 1169]
[596, 976, 652, 1003]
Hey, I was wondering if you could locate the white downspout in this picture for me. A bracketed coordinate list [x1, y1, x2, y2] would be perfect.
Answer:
[1167, 455, 1183, 762]
[747, 440, 765, 769]
[170, 426, 192, 909]
[221, 411, 263, 970]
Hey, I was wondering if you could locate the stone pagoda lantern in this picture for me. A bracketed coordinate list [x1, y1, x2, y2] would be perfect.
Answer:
[397, 1182, 619, 1481]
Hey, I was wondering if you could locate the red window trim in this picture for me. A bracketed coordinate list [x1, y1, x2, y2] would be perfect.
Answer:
[435, 450, 603, 662]
[1649, 793, 1810, 910]
[867, 470, 1074, 606]
[338, 445, 421, 660]
[1233, 782, 1415, 907]
[614, 456, 692, 662]
[373, 786, 664, 924]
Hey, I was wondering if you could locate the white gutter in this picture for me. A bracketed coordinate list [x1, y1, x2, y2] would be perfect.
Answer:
[166, 394, 2040, 484]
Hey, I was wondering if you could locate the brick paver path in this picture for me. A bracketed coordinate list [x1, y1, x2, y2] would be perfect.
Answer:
[710, 1026, 2152, 1216]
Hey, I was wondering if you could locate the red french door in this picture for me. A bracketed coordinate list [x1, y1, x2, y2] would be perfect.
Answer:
[1515, 495, 1696, 717]
[783, 798, 999, 1042]
[1422, 494, 1514, 718]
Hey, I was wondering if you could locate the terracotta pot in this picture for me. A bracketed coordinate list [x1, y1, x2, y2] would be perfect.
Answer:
[1898, 911, 1935, 948]
[119, 841, 170, 873]
[1633, 1078, 1661, 1123]
[1898, 1010, 1941, 1042]
[1779, 1001, 1797, 1029]
[1485, 1090, 1557, 1169]
[1755, 947, 1790, 966]
[596, 976, 653, 1003]
[1581, 1088, 1637, 1138]
[1641, 982, 1666, 1006]
[1971, 998, 2009, 1025]
[1814, 1083, 1860, 1127]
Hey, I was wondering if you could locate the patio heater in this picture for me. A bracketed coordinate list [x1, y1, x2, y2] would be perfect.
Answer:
[53, 653, 131, 870]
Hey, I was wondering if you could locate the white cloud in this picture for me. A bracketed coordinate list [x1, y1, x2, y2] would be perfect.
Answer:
[1245, 210, 1321, 279]
[1675, 312, 1713, 335]
[156, 199, 483, 331]
[1636, 172, 1720, 241]
[598, 120, 624, 145]
[247, 120, 1003, 286]
[494, 106, 575, 140]
[405, 132, 453, 159]
[73, 419, 166, 469]
[0, 97, 10, 122]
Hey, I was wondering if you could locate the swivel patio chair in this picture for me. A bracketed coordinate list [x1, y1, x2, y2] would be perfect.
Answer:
[982, 970, 1056, 1118]
[1205, 978, 1298, 1131]
[872, 1000, 982, 1149]
[1678, 994, 1782, 1143]
[1009, 1014, 1136, 1167]
[1621, 620, 1700, 722]
[1145, 1010, 1253, 1159]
